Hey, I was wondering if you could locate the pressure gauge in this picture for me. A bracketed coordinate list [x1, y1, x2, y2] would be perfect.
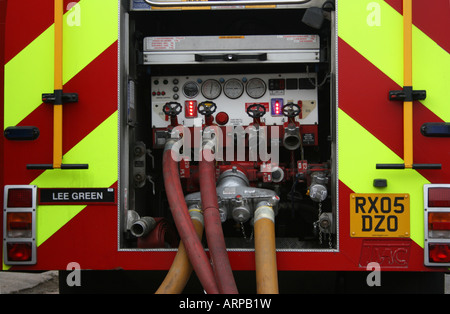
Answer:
[223, 78, 244, 99]
[201, 79, 222, 100]
[182, 81, 199, 98]
[246, 78, 266, 99]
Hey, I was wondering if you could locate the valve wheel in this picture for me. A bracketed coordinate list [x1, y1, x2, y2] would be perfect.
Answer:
[282, 102, 301, 118]
[198, 101, 217, 116]
[246, 103, 266, 118]
[163, 101, 182, 117]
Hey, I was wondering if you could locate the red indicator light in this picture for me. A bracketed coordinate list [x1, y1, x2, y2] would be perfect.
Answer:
[428, 244, 450, 263]
[271, 98, 284, 116]
[428, 187, 450, 207]
[185, 101, 198, 118]
[7, 242, 32, 262]
[7, 188, 33, 208]
[215, 112, 229, 125]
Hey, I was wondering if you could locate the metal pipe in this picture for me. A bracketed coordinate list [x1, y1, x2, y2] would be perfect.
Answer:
[163, 139, 219, 294]
[254, 202, 278, 294]
[155, 208, 204, 294]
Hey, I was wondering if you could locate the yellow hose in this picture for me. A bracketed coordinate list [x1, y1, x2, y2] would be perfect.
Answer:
[155, 209, 204, 294]
[254, 204, 279, 294]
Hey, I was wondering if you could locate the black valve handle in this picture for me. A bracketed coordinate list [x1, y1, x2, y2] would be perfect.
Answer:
[198, 101, 217, 116]
[282, 102, 301, 118]
[246, 103, 266, 119]
[163, 101, 182, 117]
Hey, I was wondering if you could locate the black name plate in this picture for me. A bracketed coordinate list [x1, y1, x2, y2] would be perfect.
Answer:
[39, 188, 116, 205]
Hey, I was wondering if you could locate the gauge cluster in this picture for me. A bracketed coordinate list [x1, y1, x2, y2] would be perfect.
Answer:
[151, 73, 318, 128]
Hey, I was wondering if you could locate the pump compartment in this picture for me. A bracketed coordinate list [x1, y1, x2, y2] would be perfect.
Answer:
[119, 3, 337, 253]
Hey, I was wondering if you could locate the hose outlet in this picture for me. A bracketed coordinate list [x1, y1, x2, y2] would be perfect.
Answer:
[283, 124, 302, 151]
[130, 216, 157, 237]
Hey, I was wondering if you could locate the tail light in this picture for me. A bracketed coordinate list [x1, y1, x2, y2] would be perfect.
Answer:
[3, 185, 37, 265]
[7, 188, 33, 208]
[428, 212, 450, 238]
[7, 212, 33, 238]
[428, 187, 450, 208]
[428, 244, 450, 263]
[424, 184, 450, 266]
[7, 243, 33, 262]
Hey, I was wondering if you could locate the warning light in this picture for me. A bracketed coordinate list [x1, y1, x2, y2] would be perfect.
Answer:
[271, 98, 284, 116]
[185, 100, 198, 118]
[275, 102, 281, 113]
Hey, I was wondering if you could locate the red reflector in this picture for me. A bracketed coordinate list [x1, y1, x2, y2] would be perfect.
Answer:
[428, 244, 450, 263]
[7, 243, 32, 261]
[428, 187, 450, 207]
[428, 212, 450, 231]
[7, 188, 33, 208]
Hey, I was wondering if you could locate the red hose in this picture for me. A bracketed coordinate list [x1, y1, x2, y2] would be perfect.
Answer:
[200, 148, 238, 294]
[163, 144, 219, 294]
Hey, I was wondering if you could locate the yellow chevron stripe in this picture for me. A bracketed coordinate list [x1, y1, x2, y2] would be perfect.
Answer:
[4, 0, 118, 130]
[338, 0, 450, 122]
[31, 111, 118, 247]
[4, 29, 54, 129]
[338, 109, 429, 247]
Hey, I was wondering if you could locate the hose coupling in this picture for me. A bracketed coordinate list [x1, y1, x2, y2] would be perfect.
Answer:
[130, 216, 157, 237]
[188, 205, 204, 226]
[254, 201, 275, 223]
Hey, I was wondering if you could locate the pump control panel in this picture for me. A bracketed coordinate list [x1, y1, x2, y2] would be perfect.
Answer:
[151, 73, 318, 128]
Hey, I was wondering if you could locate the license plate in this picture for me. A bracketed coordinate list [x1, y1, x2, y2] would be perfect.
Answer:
[350, 193, 410, 238]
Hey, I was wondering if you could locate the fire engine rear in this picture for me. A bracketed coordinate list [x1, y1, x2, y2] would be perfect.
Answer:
[2, 0, 449, 294]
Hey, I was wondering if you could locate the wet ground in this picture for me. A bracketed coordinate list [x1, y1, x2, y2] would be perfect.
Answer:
[12, 274, 59, 294]
[0, 271, 59, 294]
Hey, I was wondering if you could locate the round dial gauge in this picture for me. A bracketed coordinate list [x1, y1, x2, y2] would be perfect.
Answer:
[223, 79, 244, 99]
[182, 81, 199, 98]
[201, 79, 222, 100]
[246, 78, 266, 99]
